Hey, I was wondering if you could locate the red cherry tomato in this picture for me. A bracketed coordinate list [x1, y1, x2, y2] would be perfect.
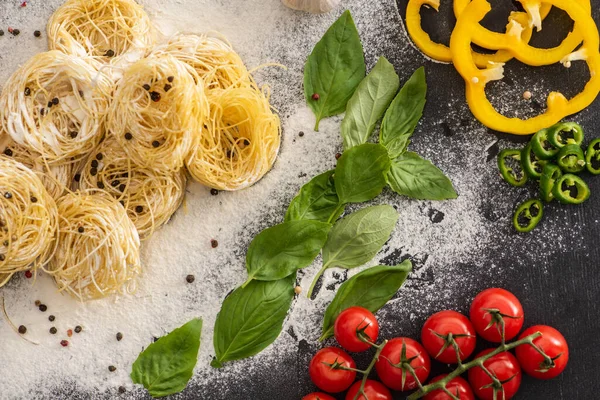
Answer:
[421, 310, 477, 364]
[468, 350, 521, 400]
[345, 380, 392, 400]
[423, 375, 475, 400]
[302, 393, 336, 400]
[375, 337, 431, 391]
[469, 288, 524, 343]
[515, 325, 569, 380]
[309, 347, 356, 393]
[334, 306, 379, 352]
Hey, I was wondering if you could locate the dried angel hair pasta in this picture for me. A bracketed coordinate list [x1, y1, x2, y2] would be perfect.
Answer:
[152, 33, 249, 90]
[0, 157, 59, 287]
[47, 191, 140, 301]
[47, 0, 154, 66]
[0, 133, 73, 200]
[0, 51, 112, 164]
[76, 137, 187, 239]
[185, 81, 281, 190]
[107, 54, 208, 172]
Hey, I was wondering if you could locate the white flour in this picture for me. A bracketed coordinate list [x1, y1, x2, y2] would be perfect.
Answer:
[0, 1, 586, 399]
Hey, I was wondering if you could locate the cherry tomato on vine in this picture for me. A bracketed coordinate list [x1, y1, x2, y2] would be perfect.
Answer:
[515, 325, 569, 380]
[309, 347, 357, 393]
[468, 350, 521, 400]
[423, 375, 475, 400]
[334, 306, 379, 352]
[302, 393, 336, 400]
[375, 337, 431, 391]
[421, 310, 477, 364]
[470, 288, 524, 342]
[345, 380, 392, 400]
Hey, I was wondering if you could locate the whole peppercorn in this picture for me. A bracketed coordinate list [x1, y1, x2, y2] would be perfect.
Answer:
[186, 274, 195, 283]
[167, 76, 174, 83]
[78, 227, 85, 233]
[49, 327, 57, 334]
[24, 270, 32, 278]
[18, 325, 27, 334]
[335, 153, 342, 160]
[52, 97, 59, 105]
[210, 239, 218, 248]
[12, 29, 20, 36]
[0, 30, 4, 36]
[48, 315, 55, 322]
[152, 141, 160, 148]
[97, 182, 105, 189]
[30, 196, 37, 203]
[116, 332, 123, 341]
[91, 160, 99, 168]
[311, 93, 320, 100]
[164, 84, 172, 92]
[150, 91, 161, 102]
[96, 153, 103, 160]
[74, 326, 82, 333]
[34, 30, 41, 38]
[60, 340, 69, 347]
[39, 304, 47, 312]
[34, 300, 41, 306]
[74, 173, 81, 182]
[124, 133, 133, 140]
[67, 329, 73, 337]
[135, 205, 143, 214]
[118, 386, 126, 394]
[104, 49, 115, 57]
[4, 148, 13, 156]
[294, 286, 302, 295]
[108, 365, 117, 372]
[4, 192, 13, 199]
[142, 84, 151, 91]
[299, 131, 305, 137]
[210, 189, 218, 196]
[70, 131, 78, 138]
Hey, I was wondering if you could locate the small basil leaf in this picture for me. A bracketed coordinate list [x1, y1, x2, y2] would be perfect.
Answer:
[212, 274, 295, 368]
[322, 205, 398, 270]
[246, 220, 331, 282]
[335, 143, 391, 204]
[320, 261, 412, 340]
[285, 170, 345, 223]
[380, 67, 427, 158]
[131, 318, 202, 398]
[341, 57, 400, 150]
[387, 152, 457, 200]
[304, 10, 366, 131]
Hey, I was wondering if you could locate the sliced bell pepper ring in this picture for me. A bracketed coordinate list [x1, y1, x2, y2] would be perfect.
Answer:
[450, 0, 600, 135]
[498, 149, 528, 187]
[531, 128, 559, 160]
[513, 199, 543, 233]
[585, 138, 600, 175]
[556, 143, 586, 173]
[540, 164, 562, 202]
[405, 0, 535, 67]
[522, 142, 547, 179]
[452, 0, 551, 22]
[552, 173, 590, 204]
[548, 122, 584, 148]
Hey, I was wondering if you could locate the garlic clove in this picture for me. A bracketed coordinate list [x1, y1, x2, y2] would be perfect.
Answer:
[282, 0, 341, 14]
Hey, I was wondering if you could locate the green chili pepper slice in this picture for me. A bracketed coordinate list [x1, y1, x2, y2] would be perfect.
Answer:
[513, 199, 543, 233]
[547, 122, 584, 148]
[531, 128, 559, 160]
[521, 142, 547, 180]
[552, 174, 591, 205]
[540, 164, 562, 203]
[498, 149, 527, 187]
[586, 138, 600, 175]
[556, 144, 586, 173]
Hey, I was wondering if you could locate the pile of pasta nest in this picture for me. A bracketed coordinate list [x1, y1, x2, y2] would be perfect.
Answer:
[0, 0, 281, 301]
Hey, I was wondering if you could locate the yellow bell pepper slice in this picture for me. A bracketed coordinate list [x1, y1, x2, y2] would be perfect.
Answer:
[450, 0, 600, 135]
[453, 0, 552, 28]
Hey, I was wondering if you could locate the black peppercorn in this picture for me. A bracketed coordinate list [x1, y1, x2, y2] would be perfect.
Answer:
[124, 133, 133, 140]
[0, 30, 4, 36]
[150, 91, 161, 102]
[18, 325, 27, 334]
[108, 366, 117, 372]
[243, 139, 250, 146]
[78, 227, 85, 233]
[4, 192, 12, 199]
[74, 326, 82, 333]
[49, 327, 57, 334]
[104, 49, 115, 57]
[97, 182, 105, 189]
[299, 131, 305, 137]
[91, 160, 99, 168]
[152, 141, 160, 148]
[96, 153, 103, 160]
[70, 131, 78, 138]
[335, 153, 342, 160]
[47, 101, 53, 108]
[116, 332, 123, 341]
[119, 184, 126, 192]
[111, 180, 120, 187]
[12, 29, 20, 36]
[30, 196, 37, 203]
[135, 205, 143, 213]
[4, 148, 13, 156]
[211, 239, 218, 248]
[24, 87, 30, 96]
[39, 304, 47, 312]
[118, 386, 126, 394]
[163, 84, 172, 92]
[34, 30, 41, 38]
[186, 274, 195, 283]
[40, 108, 45, 116]
[52, 97, 59, 105]
[143, 84, 151, 91]
[74, 173, 81, 182]
[167, 76, 174, 83]
[90, 168, 97, 176]
[0, 254, 5, 262]
[48, 315, 55, 322]
[210, 189, 218, 196]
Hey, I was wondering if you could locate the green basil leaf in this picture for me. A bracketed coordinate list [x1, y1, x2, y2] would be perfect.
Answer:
[304, 10, 366, 131]
[212, 274, 295, 368]
[322, 205, 398, 270]
[245, 220, 331, 282]
[387, 152, 457, 200]
[320, 261, 412, 340]
[341, 57, 399, 150]
[335, 143, 391, 204]
[380, 67, 427, 158]
[285, 170, 345, 223]
[131, 318, 202, 398]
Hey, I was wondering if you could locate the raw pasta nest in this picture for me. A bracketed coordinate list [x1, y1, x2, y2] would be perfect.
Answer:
[47, 191, 141, 300]
[0, 51, 112, 164]
[76, 137, 187, 239]
[0, 157, 59, 287]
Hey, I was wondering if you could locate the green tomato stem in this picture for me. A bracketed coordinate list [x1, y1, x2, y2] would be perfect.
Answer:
[352, 339, 388, 400]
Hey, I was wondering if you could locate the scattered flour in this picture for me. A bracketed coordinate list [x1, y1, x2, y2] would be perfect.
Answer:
[0, 0, 588, 399]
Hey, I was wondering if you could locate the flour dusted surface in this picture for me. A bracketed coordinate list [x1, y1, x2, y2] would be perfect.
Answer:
[0, 1, 586, 399]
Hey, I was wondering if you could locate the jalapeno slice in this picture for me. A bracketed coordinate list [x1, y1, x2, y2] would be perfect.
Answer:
[540, 164, 562, 203]
[498, 149, 527, 187]
[557, 144, 586, 173]
[521, 142, 547, 180]
[513, 199, 543, 233]
[547, 122, 584, 148]
[552, 174, 591, 205]
[586, 138, 600, 175]
[531, 128, 559, 160]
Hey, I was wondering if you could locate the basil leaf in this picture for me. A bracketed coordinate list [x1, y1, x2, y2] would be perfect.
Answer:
[322, 205, 398, 270]
[387, 152, 457, 200]
[335, 143, 391, 204]
[304, 10, 366, 131]
[131, 318, 202, 398]
[320, 261, 412, 340]
[212, 274, 295, 368]
[285, 170, 345, 223]
[341, 57, 399, 150]
[380, 67, 427, 158]
[245, 220, 331, 282]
